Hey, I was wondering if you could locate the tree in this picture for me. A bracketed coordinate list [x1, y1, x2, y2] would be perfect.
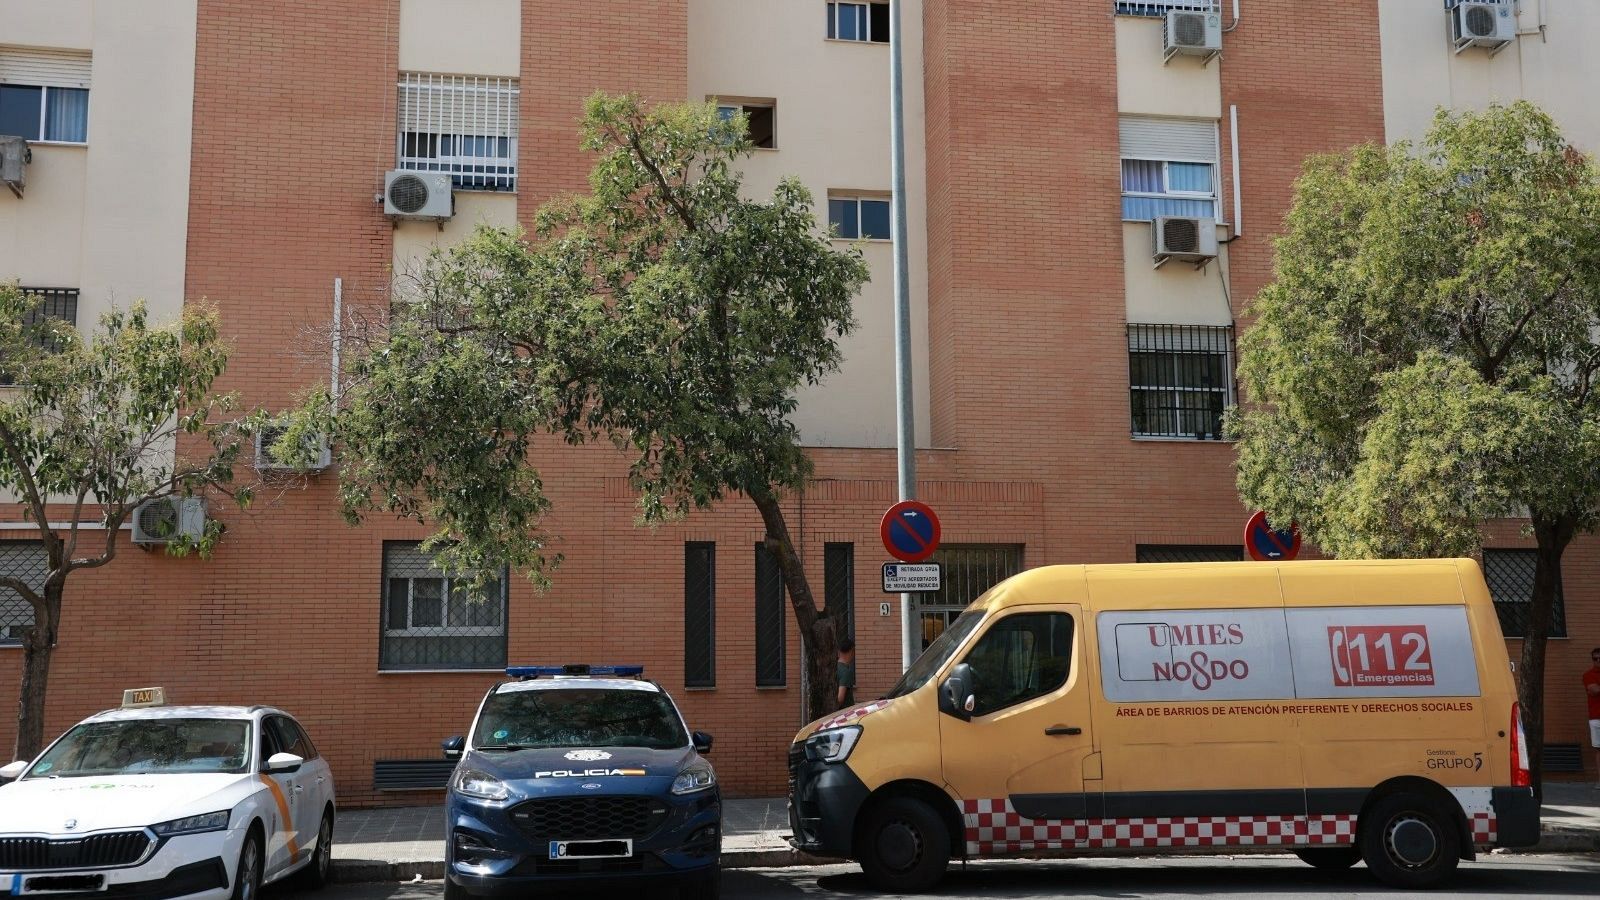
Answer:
[313, 94, 870, 721]
[1230, 102, 1600, 794]
[0, 284, 261, 761]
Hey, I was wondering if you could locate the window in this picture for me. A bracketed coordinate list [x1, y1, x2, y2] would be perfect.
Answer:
[380, 542, 507, 671]
[1114, 0, 1220, 17]
[0, 541, 44, 646]
[397, 73, 518, 191]
[0, 48, 91, 144]
[825, 542, 855, 641]
[1128, 324, 1234, 440]
[828, 194, 891, 240]
[716, 101, 775, 149]
[1137, 544, 1243, 563]
[266, 716, 315, 761]
[827, 2, 890, 42]
[962, 612, 1075, 717]
[684, 542, 716, 687]
[755, 543, 786, 687]
[1484, 549, 1566, 639]
[1120, 116, 1219, 221]
[915, 544, 1024, 650]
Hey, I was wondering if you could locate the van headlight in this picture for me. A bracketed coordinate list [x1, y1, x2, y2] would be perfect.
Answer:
[151, 810, 231, 836]
[453, 768, 510, 801]
[671, 763, 717, 795]
[804, 726, 861, 763]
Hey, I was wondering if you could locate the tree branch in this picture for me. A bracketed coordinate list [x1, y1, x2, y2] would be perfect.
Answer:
[0, 576, 43, 610]
[1485, 274, 1571, 377]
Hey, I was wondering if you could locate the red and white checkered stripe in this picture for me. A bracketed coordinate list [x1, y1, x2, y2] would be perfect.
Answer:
[962, 798, 1356, 856]
[1469, 812, 1496, 844]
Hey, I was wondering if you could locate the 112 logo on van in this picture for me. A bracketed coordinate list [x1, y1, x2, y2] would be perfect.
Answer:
[1328, 625, 1435, 687]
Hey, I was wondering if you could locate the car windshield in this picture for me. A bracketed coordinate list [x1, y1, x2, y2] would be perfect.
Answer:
[886, 609, 986, 699]
[474, 688, 688, 751]
[26, 719, 251, 778]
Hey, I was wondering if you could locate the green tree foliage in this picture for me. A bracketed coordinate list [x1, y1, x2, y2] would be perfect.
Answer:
[315, 94, 869, 720]
[0, 284, 262, 760]
[1232, 102, 1600, 792]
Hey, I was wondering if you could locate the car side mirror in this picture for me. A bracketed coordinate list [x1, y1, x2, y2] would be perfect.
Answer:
[265, 752, 304, 774]
[443, 735, 465, 760]
[0, 760, 26, 783]
[692, 731, 713, 753]
[939, 663, 976, 722]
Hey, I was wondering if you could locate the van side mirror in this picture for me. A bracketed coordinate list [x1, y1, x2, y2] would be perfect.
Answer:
[265, 752, 304, 774]
[0, 760, 26, 783]
[939, 663, 976, 722]
[442, 735, 465, 759]
[692, 731, 713, 753]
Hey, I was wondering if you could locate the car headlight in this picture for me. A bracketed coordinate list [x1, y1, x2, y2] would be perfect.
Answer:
[151, 810, 231, 836]
[453, 767, 511, 801]
[671, 763, 716, 795]
[804, 726, 861, 763]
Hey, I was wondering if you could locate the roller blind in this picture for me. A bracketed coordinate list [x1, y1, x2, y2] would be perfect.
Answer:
[0, 47, 91, 89]
[1120, 116, 1217, 162]
[398, 73, 518, 137]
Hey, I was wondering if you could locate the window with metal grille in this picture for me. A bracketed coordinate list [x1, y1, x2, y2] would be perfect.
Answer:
[915, 544, 1024, 650]
[825, 542, 855, 640]
[397, 73, 518, 191]
[827, 2, 890, 42]
[0, 48, 91, 144]
[1114, 0, 1220, 17]
[1129, 324, 1235, 440]
[380, 542, 507, 671]
[1136, 544, 1243, 563]
[755, 543, 786, 687]
[1483, 549, 1566, 639]
[684, 542, 716, 687]
[0, 541, 45, 646]
[1, 288, 78, 385]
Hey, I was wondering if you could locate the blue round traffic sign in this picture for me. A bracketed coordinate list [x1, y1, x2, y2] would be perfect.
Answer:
[881, 500, 941, 563]
[1245, 510, 1300, 561]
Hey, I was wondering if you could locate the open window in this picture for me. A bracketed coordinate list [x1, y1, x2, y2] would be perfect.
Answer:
[715, 100, 776, 149]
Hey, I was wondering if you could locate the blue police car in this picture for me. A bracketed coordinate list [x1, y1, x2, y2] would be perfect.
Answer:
[441, 666, 721, 899]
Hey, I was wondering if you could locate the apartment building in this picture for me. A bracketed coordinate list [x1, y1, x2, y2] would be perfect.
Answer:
[0, 0, 1595, 803]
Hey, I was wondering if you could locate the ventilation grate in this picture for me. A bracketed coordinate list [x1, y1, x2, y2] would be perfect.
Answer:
[1173, 12, 1207, 46]
[388, 174, 430, 213]
[1162, 217, 1200, 253]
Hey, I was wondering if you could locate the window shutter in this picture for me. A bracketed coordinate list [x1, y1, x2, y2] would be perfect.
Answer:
[684, 543, 716, 687]
[0, 48, 91, 89]
[755, 543, 786, 687]
[398, 73, 518, 138]
[1119, 116, 1217, 163]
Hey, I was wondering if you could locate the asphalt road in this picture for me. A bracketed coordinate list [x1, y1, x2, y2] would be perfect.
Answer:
[275, 853, 1600, 899]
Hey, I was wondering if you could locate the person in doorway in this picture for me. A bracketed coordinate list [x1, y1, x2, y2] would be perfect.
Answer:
[837, 637, 857, 710]
[1586, 647, 1600, 785]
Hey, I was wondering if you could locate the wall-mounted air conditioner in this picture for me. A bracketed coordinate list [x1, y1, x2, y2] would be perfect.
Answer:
[1451, 1, 1516, 55]
[1, 136, 30, 198]
[1163, 9, 1223, 65]
[384, 170, 453, 220]
[131, 496, 207, 546]
[1153, 215, 1219, 267]
[255, 423, 332, 473]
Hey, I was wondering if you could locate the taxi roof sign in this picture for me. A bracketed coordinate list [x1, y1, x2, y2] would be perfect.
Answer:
[121, 687, 167, 709]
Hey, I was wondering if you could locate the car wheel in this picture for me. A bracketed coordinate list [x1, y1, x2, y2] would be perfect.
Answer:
[294, 810, 335, 888]
[1359, 792, 1461, 889]
[858, 796, 950, 894]
[230, 829, 263, 900]
[1294, 846, 1361, 870]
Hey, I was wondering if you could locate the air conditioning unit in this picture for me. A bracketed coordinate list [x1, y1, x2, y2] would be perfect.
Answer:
[1163, 9, 1223, 64]
[255, 423, 332, 473]
[1, 135, 30, 198]
[1153, 215, 1219, 267]
[131, 496, 207, 546]
[1452, 1, 1516, 54]
[384, 170, 453, 220]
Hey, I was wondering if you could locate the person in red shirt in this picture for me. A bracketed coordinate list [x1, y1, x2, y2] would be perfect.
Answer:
[1586, 647, 1600, 783]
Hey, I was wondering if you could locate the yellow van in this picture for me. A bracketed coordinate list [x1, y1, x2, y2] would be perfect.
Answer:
[787, 559, 1536, 892]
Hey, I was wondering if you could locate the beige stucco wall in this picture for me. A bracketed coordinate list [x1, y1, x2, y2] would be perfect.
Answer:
[0, 148, 86, 288]
[1380, 0, 1600, 152]
[399, 0, 521, 76]
[0, 0, 93, 49]
[1115, 16, 1222, 120]
[392, 193, 519, 286]
[1122, 223, 1235, 327]
[689, 0, 931, 448]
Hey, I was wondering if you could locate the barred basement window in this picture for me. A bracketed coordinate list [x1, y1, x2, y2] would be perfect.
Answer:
[380, 542, 507, 671]
[397, 73, 518, 191]
[1483, 549, 1566, 639]
[1136, 544, 1242, 563]
[825, 542, 855, 640]
[684, 542, 716, 688]
[755, 543, 786, 687]
[0, 541, 46, 646]
[1114, 0, 1220, 17]
[1129, 324, 1235, 440]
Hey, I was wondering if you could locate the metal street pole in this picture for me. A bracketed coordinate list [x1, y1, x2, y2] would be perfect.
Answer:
[889, 0, 917, 671]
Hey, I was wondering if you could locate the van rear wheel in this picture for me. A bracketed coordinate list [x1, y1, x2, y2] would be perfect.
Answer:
[1294, 846, 1361, 870]
[1359, 792, 1460, 889]
[858, 796, 950, 894]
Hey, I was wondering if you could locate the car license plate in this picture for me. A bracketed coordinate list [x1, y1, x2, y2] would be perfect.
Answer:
[0, 874, 11, 892]
[20, 874, 106, 894]
[548, 839, 631, 860]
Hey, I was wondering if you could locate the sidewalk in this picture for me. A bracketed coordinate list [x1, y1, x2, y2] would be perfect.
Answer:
[330, 785, 1600, 883]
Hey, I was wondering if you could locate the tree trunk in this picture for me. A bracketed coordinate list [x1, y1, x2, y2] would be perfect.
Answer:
[1518, 513, 1575, 803]
[13, 582, 60, 763]
[751, 489, 839, 723]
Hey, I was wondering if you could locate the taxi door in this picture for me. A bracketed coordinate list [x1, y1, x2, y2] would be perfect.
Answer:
[259, 717, 308, 875]
[939, 606, 1097, 850]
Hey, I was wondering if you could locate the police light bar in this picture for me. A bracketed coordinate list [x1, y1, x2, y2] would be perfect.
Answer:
[506, 664, 645, 679]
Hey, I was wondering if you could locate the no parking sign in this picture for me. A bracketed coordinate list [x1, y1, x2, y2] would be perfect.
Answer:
[1244, 510, 1300, 561]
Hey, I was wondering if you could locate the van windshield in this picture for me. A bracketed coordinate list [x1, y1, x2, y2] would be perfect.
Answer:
[886, 610, 985, 699]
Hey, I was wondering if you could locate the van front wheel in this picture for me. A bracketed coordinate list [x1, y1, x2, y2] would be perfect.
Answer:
[1359, 792, 1460, 889]
[858, 796, 950, 894]
[1294, 846, 1361, 870]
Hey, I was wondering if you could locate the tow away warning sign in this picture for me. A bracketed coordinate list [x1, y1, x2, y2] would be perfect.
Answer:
[883, 563, 941, 593]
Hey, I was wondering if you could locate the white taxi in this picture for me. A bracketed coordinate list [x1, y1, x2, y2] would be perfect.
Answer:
[0, 688, 335, 900]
